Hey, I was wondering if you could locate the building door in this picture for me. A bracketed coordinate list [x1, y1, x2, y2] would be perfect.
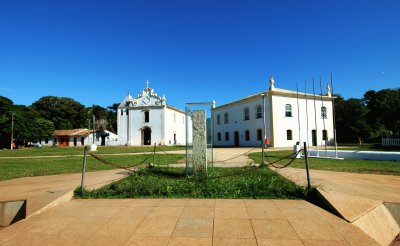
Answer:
[81, 137, 84, 145]
[174, 133, 177, 145]
[101, 136, 106, 146]
[74, 137, 77, 146]
[312, 130, 317, 146]
[142, 128, 151, 145]
[234, 131, 240, 147]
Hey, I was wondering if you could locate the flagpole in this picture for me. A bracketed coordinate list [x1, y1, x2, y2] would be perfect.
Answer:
[313, 78, 319, 157]
[305, 80, 310, 151]
[330, 73, 338, 158]
[296, 83, 301, 145]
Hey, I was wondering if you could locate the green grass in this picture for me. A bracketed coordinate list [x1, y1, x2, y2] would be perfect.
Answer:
[0, 145, 185, 157]
[0, 153, 184, 181]
[249, 151, 400, 176]
[75, 166, 309, 199]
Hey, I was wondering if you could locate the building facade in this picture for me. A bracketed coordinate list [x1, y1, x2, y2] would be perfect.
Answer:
[213, 78, 334, 148]
[117, 84, 187, 146]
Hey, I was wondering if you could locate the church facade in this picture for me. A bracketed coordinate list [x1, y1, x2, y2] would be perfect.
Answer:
[117, 84, 187, 146]
[212, 78, 335, 148]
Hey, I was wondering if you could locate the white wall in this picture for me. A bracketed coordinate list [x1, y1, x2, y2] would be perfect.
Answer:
[213, 95, 272, 147]
[271, 94, 334, 147]
[165, 108, 186, 145]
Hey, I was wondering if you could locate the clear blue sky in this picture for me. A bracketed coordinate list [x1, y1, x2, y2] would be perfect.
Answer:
[1, 0, 399, 110]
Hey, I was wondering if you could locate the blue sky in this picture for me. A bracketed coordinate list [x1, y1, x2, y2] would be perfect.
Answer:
[1, 0, 399, 110]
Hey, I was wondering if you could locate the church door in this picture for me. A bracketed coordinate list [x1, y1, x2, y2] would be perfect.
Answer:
[312, 130, 317, 146]
[142, 128, 151, 145]
[234, 131, 240, 147]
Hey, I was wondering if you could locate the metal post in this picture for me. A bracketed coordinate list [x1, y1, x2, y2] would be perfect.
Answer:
[11, 113, 14, 150]
[81, 146, 88, 192]
[261, 143, 265, 165]
[92, 115, 95, 144]
[153, 142, 156, 165]
[303, 142, 311, 189]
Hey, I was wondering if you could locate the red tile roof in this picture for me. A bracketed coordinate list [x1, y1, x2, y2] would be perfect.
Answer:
[53, 129, 91, 136]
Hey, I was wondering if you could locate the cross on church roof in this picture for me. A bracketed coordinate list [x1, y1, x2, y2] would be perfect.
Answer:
[145, 80, 151, 88]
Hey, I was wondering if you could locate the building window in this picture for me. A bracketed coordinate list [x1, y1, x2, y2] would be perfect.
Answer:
[285, 104, 292, 117]
[45, 138, 48, 144]
[243, 108, 249, 121]
[287, 130, 293, 140]
[322, 130, 328, 140]
[321, 106, 327, 119]
[225, 132, 229, 141]
[257, 129, 262, 141]
[217, 133, 221, 141]
[126, 109, 129, 115]
[144, 111, 149, 122]
[217, 114, 221, 125]
[121, 109, 123, 116]
[256, 105, 262, 119]
[245, 130, 250, 141]
[224, 113, 229, 124]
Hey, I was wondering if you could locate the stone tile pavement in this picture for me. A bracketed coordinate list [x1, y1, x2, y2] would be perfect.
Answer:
[0, 198, 379, 246]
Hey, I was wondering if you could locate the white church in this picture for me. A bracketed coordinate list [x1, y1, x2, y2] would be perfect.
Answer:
[212, 77, 334, 148]
[117, 82, 187, 146]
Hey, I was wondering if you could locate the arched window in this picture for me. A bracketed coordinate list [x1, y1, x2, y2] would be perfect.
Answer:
[285, 104, 292, 117]
[287, 130, 293, 140]
[321, 106, 327, 119]
[224, 113, 229, 124]
[322, 130, 328, 140]
[217, 114, 221, 125]
[245, 130, 250, 141]
[243, 108, 249, 121]
[255, 105, 262, 119]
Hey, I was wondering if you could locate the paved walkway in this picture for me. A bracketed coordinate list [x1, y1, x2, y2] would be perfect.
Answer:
[275, 167, 400, 221]
[0, 198, 378, 246]
[0, 169, 129, 217]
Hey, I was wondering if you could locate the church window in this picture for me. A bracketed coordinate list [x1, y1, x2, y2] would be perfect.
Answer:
[245, 130, 250, 141]
[121, 109, 123, 116]
[217, 133, 221, 141]
[126, 109, 129, 115]
[322, 130, 328, 140]
[224, 113, 229, 124]
[243, 108, 249, 121]
[287, 130, 293, 140]
[257, 129, 262, 141]
[144, 111, 149, 122]
[125, 102, 130, 107]
[285, 104, 292, 117]
[321, 106, 327, 119]
[225, 132, 229, 141]
[256, 105, 262, 119]
[217, 114, 221, 125]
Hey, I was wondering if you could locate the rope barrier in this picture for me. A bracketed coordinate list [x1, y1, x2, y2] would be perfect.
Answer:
[213, 147, 258, 163]
[88, 152, 153, 173]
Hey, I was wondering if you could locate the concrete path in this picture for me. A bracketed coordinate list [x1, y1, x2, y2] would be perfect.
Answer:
[0, 169, 129, 217]
[0, 198, 378, 246]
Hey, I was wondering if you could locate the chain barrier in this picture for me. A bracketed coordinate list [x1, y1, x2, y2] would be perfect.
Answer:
[213, 146, 258, 163]
[88, 152, 153, 173]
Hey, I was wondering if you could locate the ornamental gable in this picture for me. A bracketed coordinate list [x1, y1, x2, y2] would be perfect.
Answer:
[118, 87, 166, 108]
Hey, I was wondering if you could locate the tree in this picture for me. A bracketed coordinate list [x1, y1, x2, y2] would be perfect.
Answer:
[107, 103, 119, 133]
[363, 89, 400, 138]
[0, 96, 14, 148]
[334, 96, 371, 143]
[31, 96, 86, 130]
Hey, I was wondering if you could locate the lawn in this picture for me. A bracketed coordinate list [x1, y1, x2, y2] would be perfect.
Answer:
[75, 166, 309, 199]
[249, 151, 400, 176]
[0, 153, 184, 181]
[0, 145, 185, 157]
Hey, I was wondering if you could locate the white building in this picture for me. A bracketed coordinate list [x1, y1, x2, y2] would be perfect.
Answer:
[117, 83, 187, 146]
[213, 78, 334, 148]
